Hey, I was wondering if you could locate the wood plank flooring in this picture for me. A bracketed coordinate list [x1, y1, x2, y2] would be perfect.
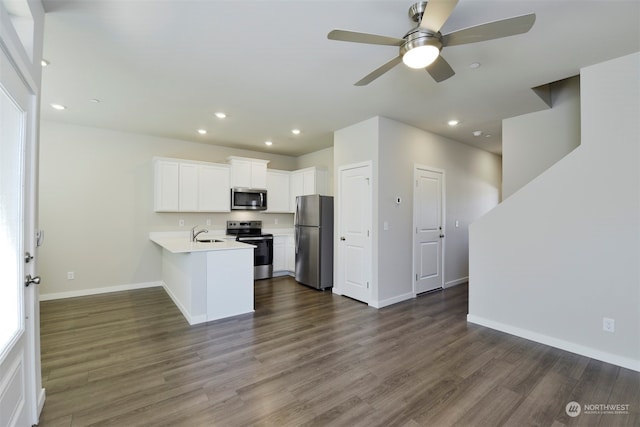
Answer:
[38, 278, 639, 426]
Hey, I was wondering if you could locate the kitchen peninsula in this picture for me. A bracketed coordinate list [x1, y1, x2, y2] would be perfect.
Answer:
[150, 232, 255, 325]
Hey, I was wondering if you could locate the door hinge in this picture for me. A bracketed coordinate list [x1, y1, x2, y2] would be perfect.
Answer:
[415, 274, 418, 281]
[367, 281, 369, 289]
[367, 230, 370, 237]
[416, 179, 418, 187]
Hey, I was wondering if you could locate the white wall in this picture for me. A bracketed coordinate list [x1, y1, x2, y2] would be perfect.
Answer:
[503, 76, 581, 198]
[468, 53, 640, 371]
[334, 116, 502, 307]
[38, 121, 299, 298]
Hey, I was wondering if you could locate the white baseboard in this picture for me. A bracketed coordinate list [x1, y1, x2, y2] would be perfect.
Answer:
[159, 281, 206, 326]
[371, 292, 414, 309]
[39, 281, 162, 301]
[445, 276, 468, 288]
[37, 387, 46, 420]
[467, 314, 640, 372]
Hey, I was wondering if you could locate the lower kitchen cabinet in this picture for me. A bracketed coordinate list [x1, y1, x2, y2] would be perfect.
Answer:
[273, 235, 295, 276]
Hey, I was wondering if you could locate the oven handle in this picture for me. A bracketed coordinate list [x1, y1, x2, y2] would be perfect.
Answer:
[236, 236, 273, 242]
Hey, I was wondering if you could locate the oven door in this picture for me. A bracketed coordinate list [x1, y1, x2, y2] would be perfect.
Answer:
[236, 235, 273, 280]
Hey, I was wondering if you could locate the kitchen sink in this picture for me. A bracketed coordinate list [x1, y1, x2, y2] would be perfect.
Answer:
[196, 239, 225, 243]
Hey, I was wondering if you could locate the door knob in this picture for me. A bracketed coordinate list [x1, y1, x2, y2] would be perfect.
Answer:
[25, 251, 34, 263]
[340, 236, 346, 241]
[25, 274, 41, 287]
[439, 234, 445, 238]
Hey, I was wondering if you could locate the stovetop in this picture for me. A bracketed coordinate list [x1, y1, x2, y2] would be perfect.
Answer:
[226, 220, 270, 237]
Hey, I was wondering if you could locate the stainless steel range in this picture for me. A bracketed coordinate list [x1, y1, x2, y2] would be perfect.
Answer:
[226, 220, 273, 280]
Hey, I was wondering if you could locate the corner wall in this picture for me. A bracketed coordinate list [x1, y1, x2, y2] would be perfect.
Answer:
[468, 53, 640, 371]
[502, 76, 581, 198]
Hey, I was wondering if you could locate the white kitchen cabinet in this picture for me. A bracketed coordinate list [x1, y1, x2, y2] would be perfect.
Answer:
[154, 157, 231, 212]
[273, 235, 287, 273]
[228, 156, 269, 189]
[179, 162, 198, 211]
[198, 163, 231, 212]
[154, 159, 180, 212]
[286, 234, 295, 273]
[289, 167, 329, 212]
[266, 170, 290, 213]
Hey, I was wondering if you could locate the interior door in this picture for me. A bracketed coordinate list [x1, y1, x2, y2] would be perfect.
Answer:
[414, 167, 444, 293]
[0, 47, 39, 426]
[337, 163, 372, 303]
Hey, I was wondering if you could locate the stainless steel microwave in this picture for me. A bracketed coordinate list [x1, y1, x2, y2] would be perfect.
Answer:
[230, 188, 267, 210]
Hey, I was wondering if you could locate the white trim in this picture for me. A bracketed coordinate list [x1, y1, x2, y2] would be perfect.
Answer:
[445, 277, 468, 288]
[160, 281, 206, 326]
[39, 281, 162, 301]
[467, 314, 640, 372]
[412, 165, 446, 294]
[37, 387, 45, 418]
[370, 292, 414, 309]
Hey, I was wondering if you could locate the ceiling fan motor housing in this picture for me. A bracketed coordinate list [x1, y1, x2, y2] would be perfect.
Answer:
[400, 28, 443, 57]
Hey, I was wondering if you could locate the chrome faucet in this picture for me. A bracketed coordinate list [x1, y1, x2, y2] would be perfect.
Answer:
[191, 225, 209, 242]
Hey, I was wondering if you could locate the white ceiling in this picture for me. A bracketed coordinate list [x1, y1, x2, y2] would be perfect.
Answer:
[40, 0, 640, 157]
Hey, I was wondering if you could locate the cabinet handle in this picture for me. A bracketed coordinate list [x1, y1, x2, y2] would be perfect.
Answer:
[340, 236, 346, 241]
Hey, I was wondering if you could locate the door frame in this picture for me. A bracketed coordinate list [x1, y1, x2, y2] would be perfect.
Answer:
[334, 161, 373, 303]
[412, 164, 446, 296]
[0, 14, 45, 426]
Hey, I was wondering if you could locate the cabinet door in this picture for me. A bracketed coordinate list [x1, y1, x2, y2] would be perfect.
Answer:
[198, 164, 230, 212]
[302, 169, 316, 195]
[154, 160, 179, 212]
[250, 162, 267, 189]
[290, 171, 303, 212]
[230, 159, 252, 188]
[273, 236, 286, 272]
[179, 163, 198, 211]
[286, 235, 295, 272]
[266, 170, 290, 213]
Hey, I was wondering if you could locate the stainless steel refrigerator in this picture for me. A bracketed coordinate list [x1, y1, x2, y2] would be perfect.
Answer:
[295, 194, 334, 290]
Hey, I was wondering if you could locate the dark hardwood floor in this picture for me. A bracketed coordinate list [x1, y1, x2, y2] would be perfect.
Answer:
[38, 278, 639, 426]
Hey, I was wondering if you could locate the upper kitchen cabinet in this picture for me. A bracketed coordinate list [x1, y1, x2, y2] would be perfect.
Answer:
[266, 170, 291, 213]
[290, 167, 329, 212]
[227, 156, 269, 189]
[153, 157, 230, 212]
[154, 158, 180, 211]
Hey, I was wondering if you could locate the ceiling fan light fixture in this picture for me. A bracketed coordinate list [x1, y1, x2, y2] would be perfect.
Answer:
[403, 44, 440, 69]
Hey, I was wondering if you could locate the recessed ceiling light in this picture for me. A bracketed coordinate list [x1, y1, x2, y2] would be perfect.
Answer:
[473, 130, 482, 137]
[197, 129, 207, 135]
[447, 119, 459, 126]
[51, 104, 66, 110]
[485, 134, 492, 138]
[90, 99, 100, 103]
[469, 62, 481, 69]
[214, 112, 226, 119]
[291, 129, 301, 135]
[41, 59, 49, 67]
[265, 141, 273, 146]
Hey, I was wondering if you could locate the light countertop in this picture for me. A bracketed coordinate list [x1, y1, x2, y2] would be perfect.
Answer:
[150, 233, 255, 254]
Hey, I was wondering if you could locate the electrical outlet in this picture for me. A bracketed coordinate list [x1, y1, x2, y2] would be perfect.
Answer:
[179, 219, 185, 227]
[67, 271, 75, 280]
[274, 218, 278, 225]
[206, 219, 211, 226]
[603, 317, 615, 333]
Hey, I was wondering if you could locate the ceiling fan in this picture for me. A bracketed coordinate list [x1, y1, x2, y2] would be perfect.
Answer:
[327, 0, 535, 85]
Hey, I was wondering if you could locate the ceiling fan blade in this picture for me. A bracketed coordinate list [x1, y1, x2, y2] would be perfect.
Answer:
[426, 55, 455, 82]
[328, 29, 404, 46]
[420, 0, 459, 32]
[442, 13, 536, 47]
[355, 56, 403, 86]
